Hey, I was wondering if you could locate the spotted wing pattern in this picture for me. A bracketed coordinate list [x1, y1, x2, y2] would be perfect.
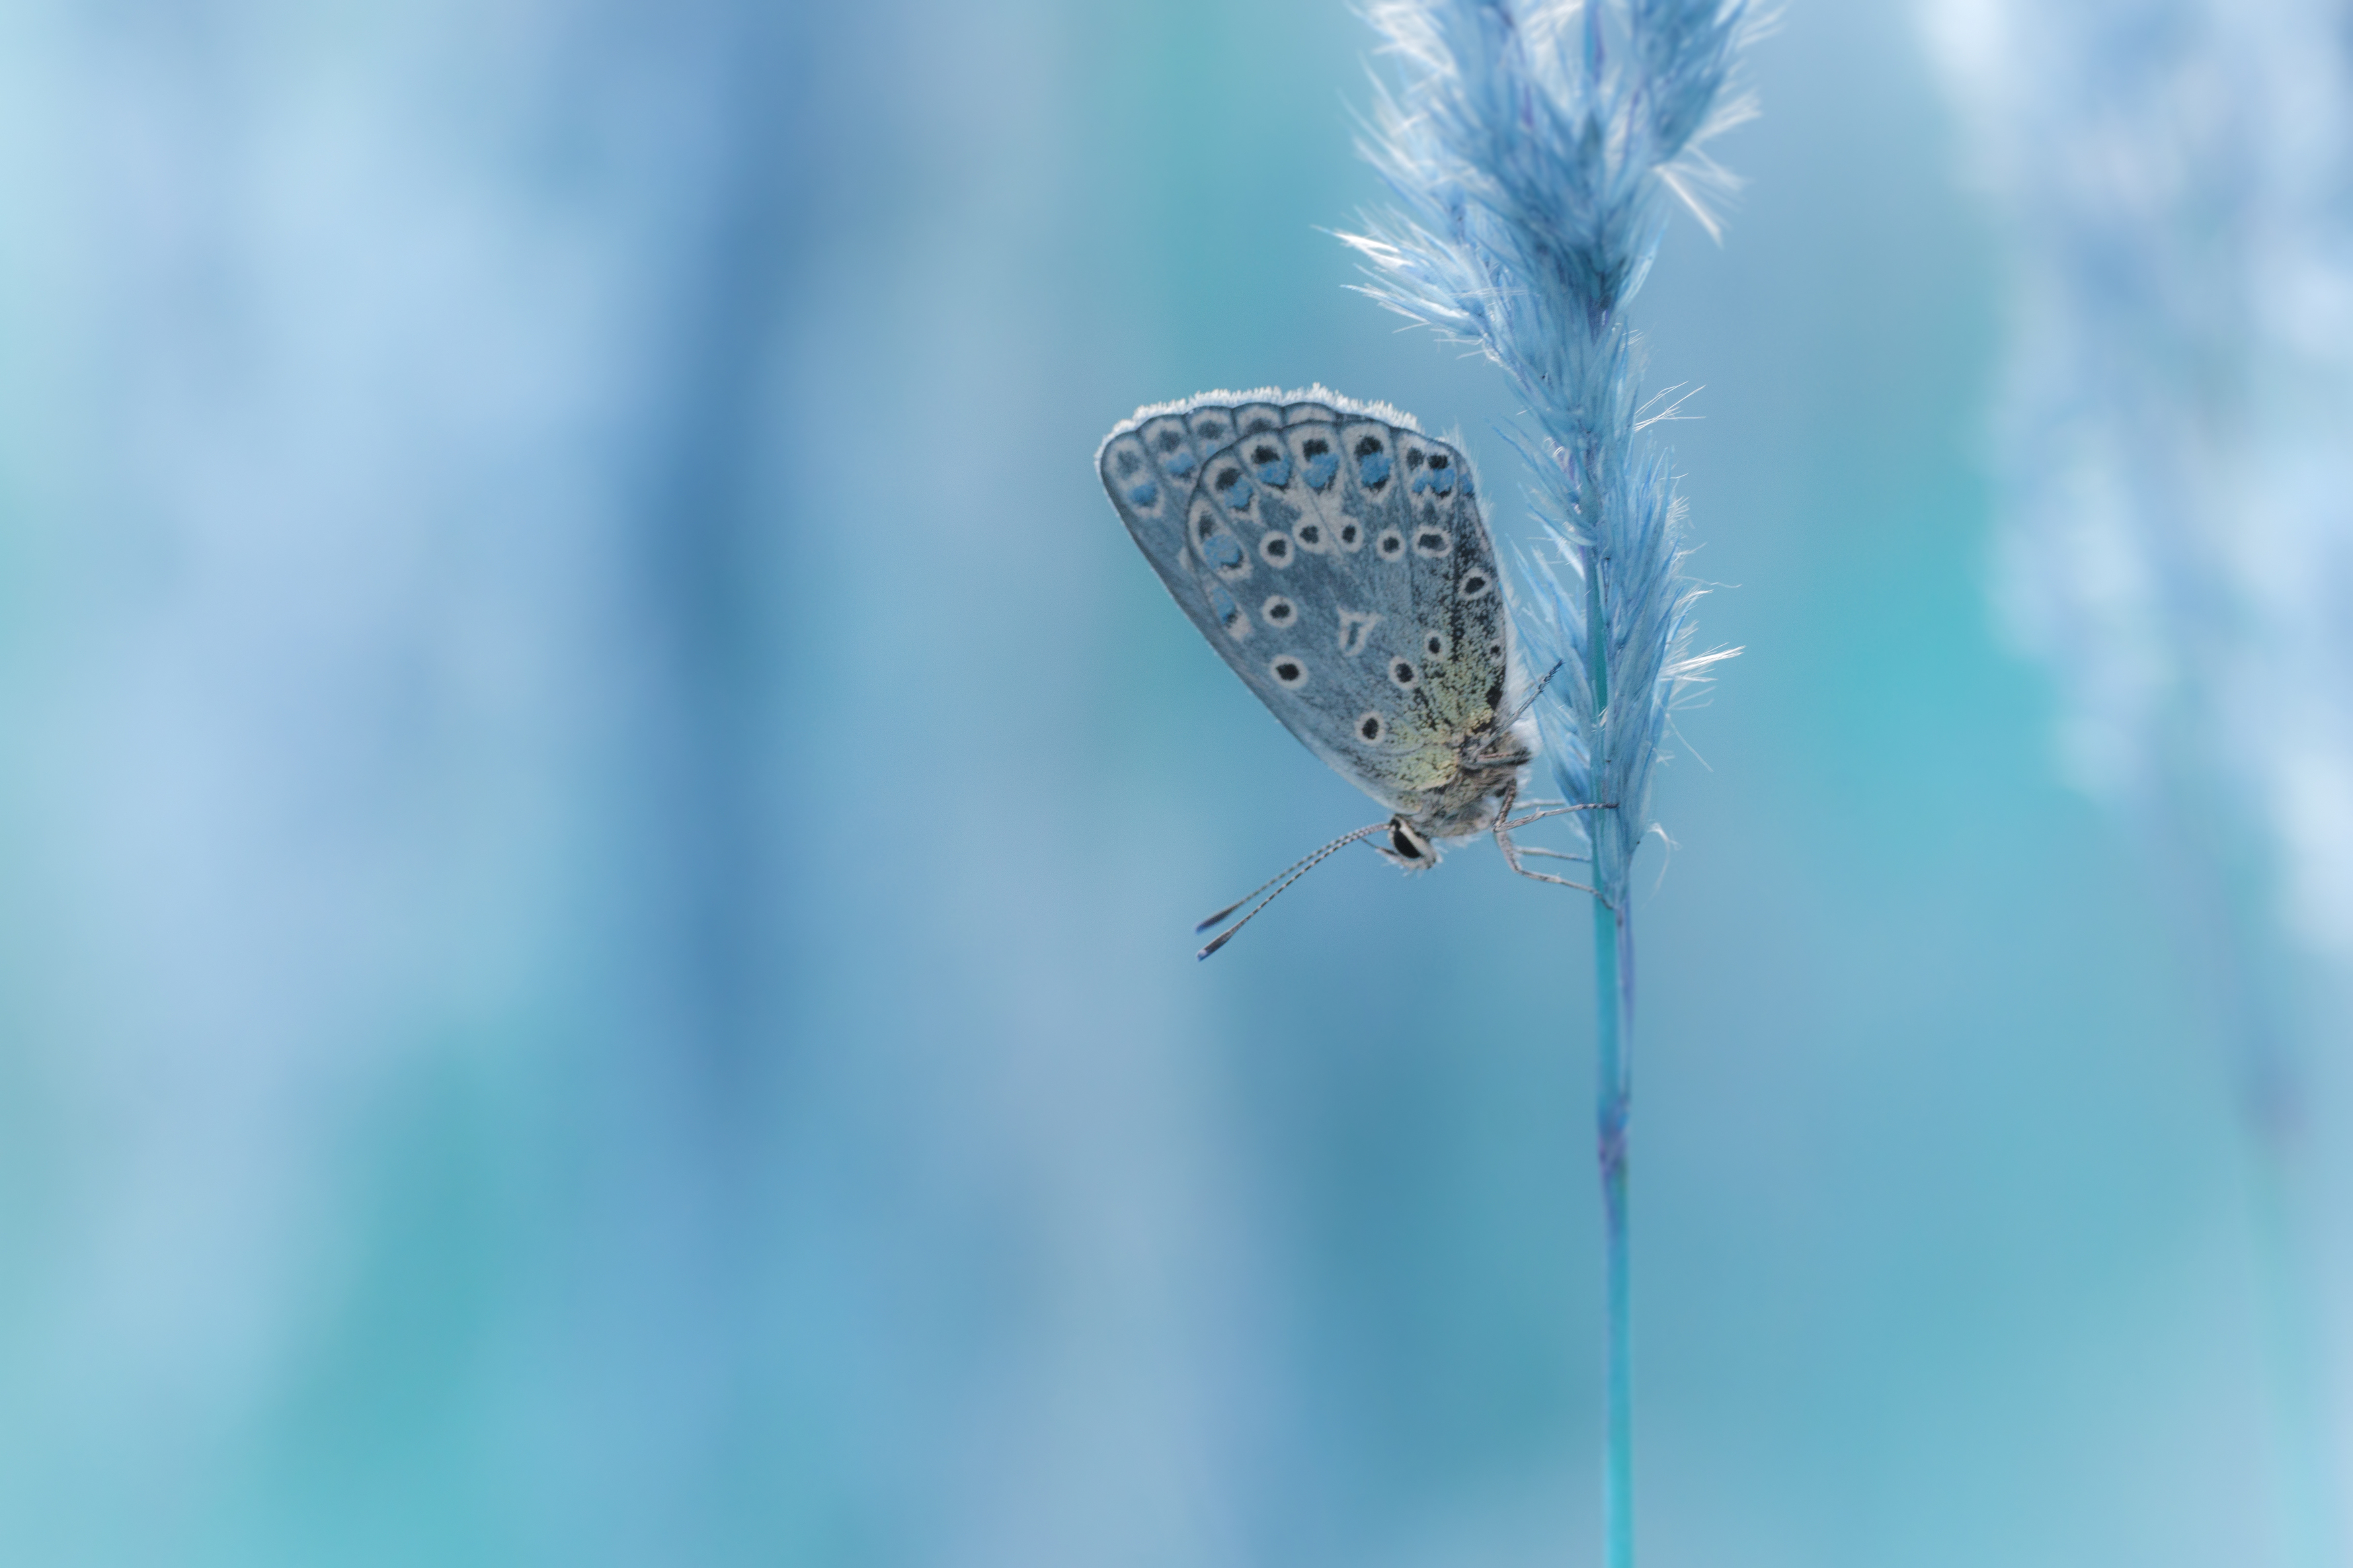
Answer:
[1097, 387, 1513, 820]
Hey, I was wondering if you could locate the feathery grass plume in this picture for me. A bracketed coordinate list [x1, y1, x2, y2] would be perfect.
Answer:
[1927, 1, 2353, 1562]
[1343, 4, 1754, 1565]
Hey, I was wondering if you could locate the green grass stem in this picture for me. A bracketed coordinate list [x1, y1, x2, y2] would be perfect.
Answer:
[1593, 894, 1633, 1568]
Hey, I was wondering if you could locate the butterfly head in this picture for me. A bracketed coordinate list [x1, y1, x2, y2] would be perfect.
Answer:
[1374, 816, 1439, 870]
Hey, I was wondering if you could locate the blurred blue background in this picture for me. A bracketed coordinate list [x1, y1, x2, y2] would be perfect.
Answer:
[0, 1, 2346, 1565]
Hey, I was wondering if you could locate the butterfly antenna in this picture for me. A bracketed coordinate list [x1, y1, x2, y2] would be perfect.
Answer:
[1197, 821, 1391, 960]
[1194, 839, 1345, 933]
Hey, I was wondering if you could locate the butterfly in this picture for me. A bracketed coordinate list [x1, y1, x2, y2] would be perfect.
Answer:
[1097, 386, 1594, 955]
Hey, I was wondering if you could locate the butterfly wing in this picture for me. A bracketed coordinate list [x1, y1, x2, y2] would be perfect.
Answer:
[1099, 388, 1514, 822]
[1096, 397, 1271, 647]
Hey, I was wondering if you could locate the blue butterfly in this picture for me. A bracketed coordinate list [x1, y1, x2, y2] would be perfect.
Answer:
[1098, 387, 1593, 954]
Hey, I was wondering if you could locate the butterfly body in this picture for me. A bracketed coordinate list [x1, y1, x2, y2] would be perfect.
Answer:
[1098, 387, 1534, 866]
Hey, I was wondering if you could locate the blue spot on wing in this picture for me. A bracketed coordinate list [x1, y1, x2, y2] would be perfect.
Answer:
[1357, 451, 1392, 487]
[1252, 453, 1292, 487]
[1302, 453, 1339, 489]
[1203, 533, 1244, 570]
[1127, 480, 1158, 507]
[1162, 450, 1197, 478]
[1412, 467, 1455, 496]
[1207, 583, 1241, 627]
[1215, 472, 1252, 510]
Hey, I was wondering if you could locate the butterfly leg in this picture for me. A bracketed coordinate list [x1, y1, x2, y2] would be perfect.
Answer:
[1501, 803, 1611, 831]
[1491, 781, 1603, 895]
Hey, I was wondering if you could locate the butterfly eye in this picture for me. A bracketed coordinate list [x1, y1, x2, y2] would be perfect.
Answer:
[1249, 444, 1292, 487]
[1414, 528, 1452, 557]
[1390, 659, 1419, 688]
[1376, 528, 1406, 560]
[1259, 532, 1292, 566]
[1269, 657, 1308, 688]
[1261, 595, 1296, 626]
[1357, 712, 1384, 743]
[1207, 583, 1249, 639]
[1298, 436, 1339, 491]
[1460, 571, 1491, 597]
[1412, 448, 1458, 495]
[1201, 532, 1246, 574]
[1425, 632, 1449, 659]
[1337, 523, 1361, 548]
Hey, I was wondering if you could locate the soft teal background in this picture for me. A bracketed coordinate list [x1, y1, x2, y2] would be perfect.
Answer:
[0, 1, 2344, 1565]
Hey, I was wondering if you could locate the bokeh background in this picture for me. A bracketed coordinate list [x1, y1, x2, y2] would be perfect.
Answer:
[0, 1, 2347, 1565]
